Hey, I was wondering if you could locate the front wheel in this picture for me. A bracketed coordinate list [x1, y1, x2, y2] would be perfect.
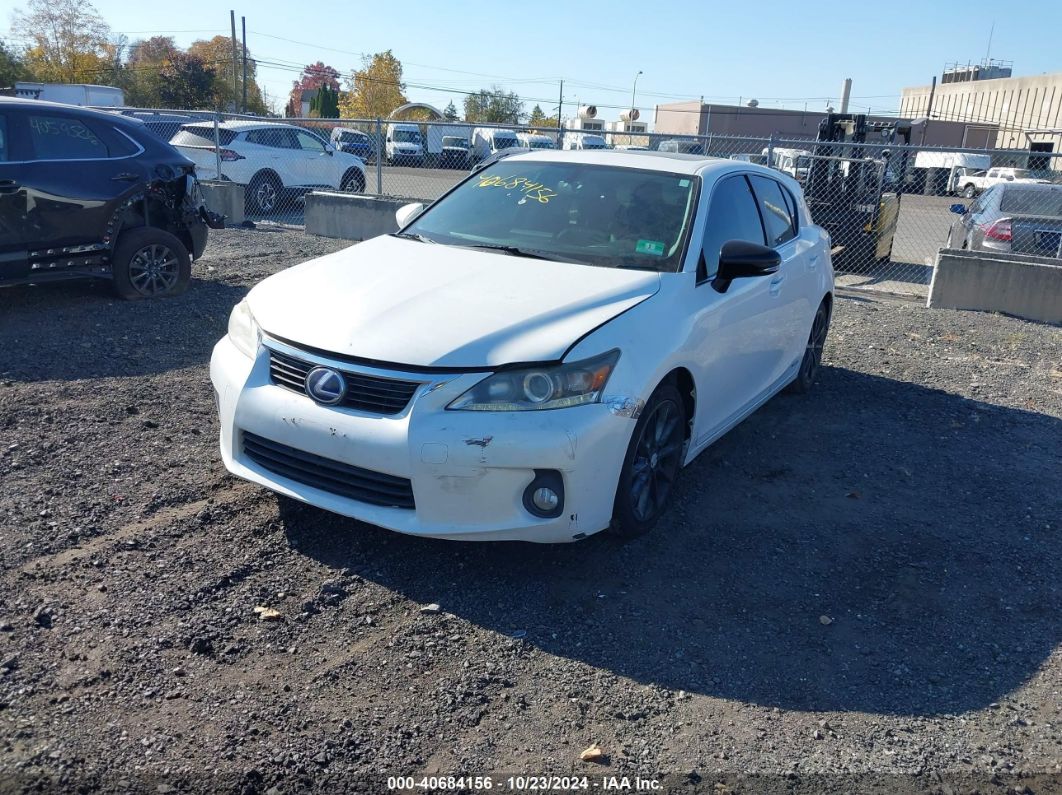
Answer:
[341, 169, 365, 193]
[609, 382, 687, 540]
[246, 172, 282, 215]
[786, 299, 830, 394]
[111, 227, 191, 300]
[962, 184, 976, 199]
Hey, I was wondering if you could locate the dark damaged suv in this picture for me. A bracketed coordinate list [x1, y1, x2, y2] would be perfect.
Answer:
[0, 98, 222, 299]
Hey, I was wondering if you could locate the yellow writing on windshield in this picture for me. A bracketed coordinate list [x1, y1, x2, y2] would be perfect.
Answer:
[475, 174, 557, 204]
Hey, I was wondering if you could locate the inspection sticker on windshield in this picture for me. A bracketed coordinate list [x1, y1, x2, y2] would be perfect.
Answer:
[636, 239, 666, 256]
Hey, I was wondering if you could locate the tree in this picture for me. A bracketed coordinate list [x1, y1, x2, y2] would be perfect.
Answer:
[12, 0, 112, 83]
[527, 104, 558, 127]
[443, 100, 459, 121]
[187, 35, 267, 114]
[0, 40, 29, 87]
[463, 85, 524, 124]
[309, 83, 339, 118]
[339, 50, 406, 119]
[123, 35, 178, 106]
[156, 52, 216, 109]
[287, 61, 340, 117]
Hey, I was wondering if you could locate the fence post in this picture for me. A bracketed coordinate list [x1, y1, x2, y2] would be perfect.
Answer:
[212, 116, 222, 181]
[766, 133, 776, 169]
[374, 118, 383, 195]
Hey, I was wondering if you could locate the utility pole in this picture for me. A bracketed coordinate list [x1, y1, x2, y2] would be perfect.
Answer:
[241, 16, 248, 114]
[556, 80, 564, 148]
[921, 75, 937, 145]
[229, 10, 238, 114]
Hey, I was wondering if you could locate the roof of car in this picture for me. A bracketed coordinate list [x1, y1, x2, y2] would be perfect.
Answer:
[198, 119, 305, 131]
[495, 148, 765, 177]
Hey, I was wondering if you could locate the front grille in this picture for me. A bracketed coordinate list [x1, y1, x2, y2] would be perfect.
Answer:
[268, 348, 421, 416]
[242, 431, 415, 509]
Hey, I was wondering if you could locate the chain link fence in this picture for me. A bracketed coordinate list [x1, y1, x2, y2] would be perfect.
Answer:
[108, 107, 1062, 298]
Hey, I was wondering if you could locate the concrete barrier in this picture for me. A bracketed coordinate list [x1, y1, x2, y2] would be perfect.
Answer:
[199, 181, 245, 227]
[305, 192, 411, 241]
[928, 249, 1062, 324]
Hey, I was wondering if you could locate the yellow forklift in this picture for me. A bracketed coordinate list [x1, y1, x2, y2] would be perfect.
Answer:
[803, 114, 912, 272]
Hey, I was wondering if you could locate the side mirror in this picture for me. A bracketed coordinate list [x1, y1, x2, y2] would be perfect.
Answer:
[949, 203, 967, 215]
[712, 240, 781, 293]
[395, 202, 425, 228]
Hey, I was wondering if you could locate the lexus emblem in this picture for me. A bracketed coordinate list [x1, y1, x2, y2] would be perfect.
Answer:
[305, 367, 347, 406]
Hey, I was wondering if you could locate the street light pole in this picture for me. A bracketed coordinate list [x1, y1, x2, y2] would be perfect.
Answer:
[630, 70, 642, 145]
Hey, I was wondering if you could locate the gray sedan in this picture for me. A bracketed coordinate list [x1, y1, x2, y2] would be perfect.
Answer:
[948, 182, 1062, 258]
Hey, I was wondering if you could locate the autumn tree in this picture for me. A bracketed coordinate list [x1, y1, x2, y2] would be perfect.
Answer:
[463, 86, 524, 124]
[286, 61, 340, 117]
[123, 35, 178, 106]
[339, 50, 406, 119]
[187, 35, 267, 113]
[156, 52, 216, 109]
[12, 0, 112, 83]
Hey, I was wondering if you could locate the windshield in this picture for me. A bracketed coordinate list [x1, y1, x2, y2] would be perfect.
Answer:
[393, 129, 421, 144]
[582, 138, 606, 149]
[494, 137, 518, 150]
[403, 161, 699, 273]
[442, 137, 467, 148]
[528, 139, 553, 149]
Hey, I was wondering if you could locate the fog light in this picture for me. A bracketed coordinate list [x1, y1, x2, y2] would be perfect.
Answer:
[522, 470, 564, 519]
[532, 487, 559, 512]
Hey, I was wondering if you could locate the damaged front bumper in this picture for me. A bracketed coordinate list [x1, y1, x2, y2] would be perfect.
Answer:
[210, 336, 637, 543]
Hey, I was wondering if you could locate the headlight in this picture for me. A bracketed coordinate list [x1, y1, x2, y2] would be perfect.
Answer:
[227, 299, 261, 358]
[448, 350, 620, 411]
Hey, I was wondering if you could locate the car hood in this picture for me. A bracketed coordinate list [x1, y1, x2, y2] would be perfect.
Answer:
[248, 235, 660, 369]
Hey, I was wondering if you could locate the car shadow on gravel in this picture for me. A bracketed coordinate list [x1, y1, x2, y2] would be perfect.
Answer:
[0, 278, 247, 382]
[278, 365, 1061, 717]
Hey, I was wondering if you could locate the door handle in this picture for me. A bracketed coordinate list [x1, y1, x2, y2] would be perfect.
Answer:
[0, 179, 20, 194]
[769, 275, 785, 295]
[111, 172, 139, 182]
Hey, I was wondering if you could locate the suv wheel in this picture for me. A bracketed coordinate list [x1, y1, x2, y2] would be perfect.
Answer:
[962, 184, 976, 199]
[341, 169, 365, 193]
[111, 227, 191, 300]
[247, 172, 281, 215]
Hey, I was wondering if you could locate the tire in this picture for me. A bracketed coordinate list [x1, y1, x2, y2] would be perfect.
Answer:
[786, 299, 830, 394]
[111, 227, 190, 301]
[962, 184, 976, 199]
[341, 169, 365, 193]
[609, 381, 687, 540]
[246, 171, 282, 215]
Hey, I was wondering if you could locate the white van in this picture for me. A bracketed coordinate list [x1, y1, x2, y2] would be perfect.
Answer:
[763, 147, 812, 182]
[516, 132, 555, 150]
[913, 150, 993, 195]
[470, 128, 520, 162]
[386, 122, 425, 165]
[425, 124, 471, 167]
[562, 132, 607, 151]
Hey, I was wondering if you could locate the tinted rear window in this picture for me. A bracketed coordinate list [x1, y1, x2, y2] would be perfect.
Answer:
[1001, 188, 1062, 217]
[171, 126, 237, 146]
[28, 115, 108, 159]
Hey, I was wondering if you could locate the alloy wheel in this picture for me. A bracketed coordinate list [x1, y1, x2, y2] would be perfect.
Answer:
[127, 243, 180, 297]
[256, 181, 278, 212]
[802, 306, 829, 383]
[629, 399, 684, 522]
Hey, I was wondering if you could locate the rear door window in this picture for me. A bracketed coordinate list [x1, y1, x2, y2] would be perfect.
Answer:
[27, 115, 108, 160]
[1001, 187, 1062, 216]
[749, 175, 797, 246]
[172, 126, 236, 147]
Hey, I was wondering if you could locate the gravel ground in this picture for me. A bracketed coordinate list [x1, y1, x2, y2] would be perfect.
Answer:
[1, 227, 1060, 795]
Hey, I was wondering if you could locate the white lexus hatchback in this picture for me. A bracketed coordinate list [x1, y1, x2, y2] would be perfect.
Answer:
[210, 151, 833, 542]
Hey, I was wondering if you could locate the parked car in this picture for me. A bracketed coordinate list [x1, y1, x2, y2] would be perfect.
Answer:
[516, 131, 556, 150]
[0, 97, 221, 299]
[210, 150, 833, 543]
[955, 166, 1049, 199]
[170, 121, 367, 214]
[330, 126, 375, 163]
[947, 183, 1062, 258]
[115, 111, 209, 143]
[659, 139, 707, 155]
[426, 124, 471, 167]
[562, 132, 607, 151]
[912, 150, 991, 195]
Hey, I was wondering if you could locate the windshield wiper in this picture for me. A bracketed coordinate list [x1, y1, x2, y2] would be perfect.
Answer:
[391, 232, 437, 244]
[460, 243, 582, 263]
